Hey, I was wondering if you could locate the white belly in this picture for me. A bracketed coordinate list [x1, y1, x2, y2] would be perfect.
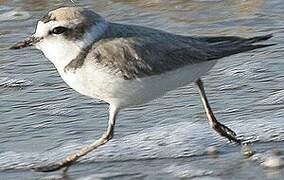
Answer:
[59, 61, 217, 108]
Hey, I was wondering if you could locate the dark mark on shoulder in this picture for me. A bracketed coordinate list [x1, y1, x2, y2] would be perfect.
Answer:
[64, 43, 94, 73]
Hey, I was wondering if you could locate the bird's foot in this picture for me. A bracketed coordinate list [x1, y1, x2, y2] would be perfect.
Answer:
[32, 162, 70, 172]
[213, 121, 242, 144]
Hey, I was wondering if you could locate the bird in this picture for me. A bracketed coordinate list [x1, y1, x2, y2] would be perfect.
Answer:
[10, 6, 273, 172]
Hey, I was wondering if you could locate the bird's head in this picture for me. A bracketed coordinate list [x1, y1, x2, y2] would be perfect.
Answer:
[10, 7, 108, 68]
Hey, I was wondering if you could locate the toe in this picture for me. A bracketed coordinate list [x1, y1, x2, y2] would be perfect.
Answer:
[32, 163, 63, 172]
[213, 122, 241, 144]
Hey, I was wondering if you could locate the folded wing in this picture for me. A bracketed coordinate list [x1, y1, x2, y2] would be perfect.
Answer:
[88, 33, 273, 80]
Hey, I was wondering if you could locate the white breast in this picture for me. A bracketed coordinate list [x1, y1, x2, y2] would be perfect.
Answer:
[58, 60, 217, 108]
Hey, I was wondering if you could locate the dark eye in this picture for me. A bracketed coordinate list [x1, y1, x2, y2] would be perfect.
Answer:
[51, 26, 68, 34]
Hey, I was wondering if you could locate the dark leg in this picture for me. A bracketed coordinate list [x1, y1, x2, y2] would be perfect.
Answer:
[33, 105, 119, 172]
[195, 79, 241, 144]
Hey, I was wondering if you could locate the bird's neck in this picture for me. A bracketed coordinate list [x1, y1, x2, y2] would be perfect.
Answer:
[39, 39, 82, 72]
[41, 21, 110, 72]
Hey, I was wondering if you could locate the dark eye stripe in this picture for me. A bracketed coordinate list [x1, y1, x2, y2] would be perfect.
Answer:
[52, 26, 68, 34]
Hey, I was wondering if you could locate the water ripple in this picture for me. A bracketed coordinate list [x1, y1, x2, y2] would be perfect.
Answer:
[0, 77, 32, 88]
[0, 9, 31, 22]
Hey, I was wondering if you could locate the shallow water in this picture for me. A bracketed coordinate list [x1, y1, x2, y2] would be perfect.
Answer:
[0, 0, 284, 179]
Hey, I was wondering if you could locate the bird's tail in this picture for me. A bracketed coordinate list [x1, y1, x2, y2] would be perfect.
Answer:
[201, 34, 275, 60]
[243, 34, 275, 49]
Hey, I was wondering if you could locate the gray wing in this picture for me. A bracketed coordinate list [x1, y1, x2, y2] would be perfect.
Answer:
[85, 33, 272, 80]
[86, 37, 209, 79]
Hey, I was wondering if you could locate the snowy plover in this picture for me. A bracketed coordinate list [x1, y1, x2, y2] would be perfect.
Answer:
[10, 7, 273, 172]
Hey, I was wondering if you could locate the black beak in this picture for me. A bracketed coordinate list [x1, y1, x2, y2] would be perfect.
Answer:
[10, 36, 42, 50]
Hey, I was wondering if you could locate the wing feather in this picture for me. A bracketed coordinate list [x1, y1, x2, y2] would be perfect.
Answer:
[88, 37, 212, 79]
[72, 23, 273, 80]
